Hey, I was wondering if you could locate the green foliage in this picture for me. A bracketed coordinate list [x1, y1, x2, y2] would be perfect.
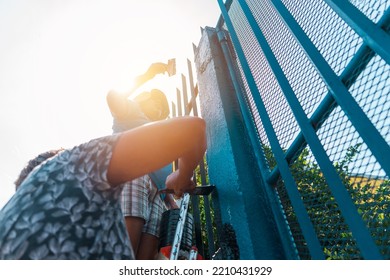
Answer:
[193, 144, 388, 259]
[191, 158, 219, 259]
[264, 143, 389, 259]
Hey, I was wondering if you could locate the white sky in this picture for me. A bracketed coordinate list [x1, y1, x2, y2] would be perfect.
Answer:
[0, 0, 221, 208]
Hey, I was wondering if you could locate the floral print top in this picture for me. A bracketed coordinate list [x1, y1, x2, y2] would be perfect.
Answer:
[0, 134, 134, 259]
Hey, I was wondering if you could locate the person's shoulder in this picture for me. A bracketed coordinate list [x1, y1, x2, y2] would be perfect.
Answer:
[63, 134, 123, 179]
[59, 134, 122, 165]
[79, 134, 122, 151]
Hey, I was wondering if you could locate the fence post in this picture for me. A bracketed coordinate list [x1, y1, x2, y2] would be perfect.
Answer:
[194, 27, 286, 259]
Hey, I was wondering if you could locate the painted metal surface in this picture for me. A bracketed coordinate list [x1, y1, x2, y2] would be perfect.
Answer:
[194, 0, 389, 259]
[195, 26, 287, 259]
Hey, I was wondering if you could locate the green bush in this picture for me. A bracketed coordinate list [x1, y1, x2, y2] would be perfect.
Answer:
[265, 143, 389, 259]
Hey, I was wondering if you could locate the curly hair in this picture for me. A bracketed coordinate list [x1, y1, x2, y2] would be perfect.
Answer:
[14, 149, 63, 190]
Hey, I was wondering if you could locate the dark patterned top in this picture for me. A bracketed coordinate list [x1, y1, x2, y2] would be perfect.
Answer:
[0, 135, 134, 259]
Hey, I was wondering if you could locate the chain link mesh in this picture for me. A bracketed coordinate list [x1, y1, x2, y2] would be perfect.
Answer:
[224, 0, 390, 259]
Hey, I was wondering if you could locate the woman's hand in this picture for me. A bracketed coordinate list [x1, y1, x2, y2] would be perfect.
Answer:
[131, 62, 168, 92]
[146, 62, 168, 78]
[165, 169, 195, 198]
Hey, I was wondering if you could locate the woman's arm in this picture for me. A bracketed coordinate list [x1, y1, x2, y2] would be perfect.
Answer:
[132, 62, 168, 90]
[106, 63, 168, 120]
[107, 116, 206, 196]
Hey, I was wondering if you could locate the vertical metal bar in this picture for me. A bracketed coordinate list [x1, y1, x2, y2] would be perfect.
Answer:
[171, 101, 177, 118]
[192, 43, 197, 56]
[240, 0, 382, 259]
[176, 88, 182, 117]
[270, 0, 390, 178]
[217, 29, 299, 259]
[198, 160, 216, 258]
[190, 175, 204, 257]
[324, 1, 390, 64]
[174, 89, 182, 171]
[218, 0, 325, 259]
[181, 74, 189, 116]
[187, 59, 198, 116]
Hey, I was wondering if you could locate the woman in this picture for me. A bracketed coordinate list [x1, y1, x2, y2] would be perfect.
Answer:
[0, 116, 206, 259]
[106, 61, 177, 260]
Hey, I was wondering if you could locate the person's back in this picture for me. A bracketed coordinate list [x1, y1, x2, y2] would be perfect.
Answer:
[106, 61, 176, 260]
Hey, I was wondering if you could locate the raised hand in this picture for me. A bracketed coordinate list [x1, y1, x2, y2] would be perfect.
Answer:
[146, 62, 169, 78]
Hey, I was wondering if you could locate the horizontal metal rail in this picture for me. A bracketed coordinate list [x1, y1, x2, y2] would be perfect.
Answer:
[271, 0, 390, 180]
[324, 0, 390, 65]
[268, 7, 390, 185]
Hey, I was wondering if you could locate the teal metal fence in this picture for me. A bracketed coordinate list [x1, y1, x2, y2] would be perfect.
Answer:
[195, 0, 389, 259]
